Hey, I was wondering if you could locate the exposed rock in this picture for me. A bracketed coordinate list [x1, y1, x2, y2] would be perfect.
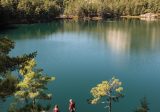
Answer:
[140, 13, 158, 18]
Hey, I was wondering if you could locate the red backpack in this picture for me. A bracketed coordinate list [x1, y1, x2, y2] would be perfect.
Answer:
[70, 102, 75, 109]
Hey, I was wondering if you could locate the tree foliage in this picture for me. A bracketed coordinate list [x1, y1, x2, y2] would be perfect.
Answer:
[14, 59, 55, 111]
[0, 74, 18, 100]
[0, 37, 36, 99]
[0, 0, 61, 23]
[63, 0, 160, 18]
[134, 97, 149, 112]
[0, 37, 36, 76]
[0, 37, 55, 111]
[0, 0, 160, 23]
[89, 77, 124, 112]
[9, 102, 51, 112]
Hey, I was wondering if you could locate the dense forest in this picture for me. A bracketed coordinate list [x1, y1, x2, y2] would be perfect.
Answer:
[0, 0, 160, 24]
[64, 0, 160, 18]
[0, 0, 61, 24]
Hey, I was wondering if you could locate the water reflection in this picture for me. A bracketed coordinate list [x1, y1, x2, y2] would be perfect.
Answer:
[1, 20, 160, 55]
[106, 29, 131, 55]
[0, 21, 63, 40]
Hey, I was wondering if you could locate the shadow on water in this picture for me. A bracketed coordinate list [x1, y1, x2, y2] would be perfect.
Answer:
[0, 20, 64, 40]
[0, 25, 18, 34]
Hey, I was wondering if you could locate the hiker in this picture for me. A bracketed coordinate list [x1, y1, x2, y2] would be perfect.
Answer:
[69, 99, 76, 112]
[53, 105, 59, 112]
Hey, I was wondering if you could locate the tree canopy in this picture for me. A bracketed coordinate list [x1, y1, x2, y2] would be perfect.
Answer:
[14, 59, 55, 111]
[0, 38, 55, 111]
[90, 77, 124, 112]
[0, 0, 61, 23]
[0, 0, 160, 24]
[0, 37, 36, 76]
[64, 0, 160, 18]
[0, 37, 36, 99]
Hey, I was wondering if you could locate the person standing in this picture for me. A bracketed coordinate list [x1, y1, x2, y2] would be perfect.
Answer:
[53, 105, 59, 112]
[69, 99, 76, 112]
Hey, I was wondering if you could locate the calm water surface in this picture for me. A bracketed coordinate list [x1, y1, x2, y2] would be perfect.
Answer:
[1, 20, 160, 112]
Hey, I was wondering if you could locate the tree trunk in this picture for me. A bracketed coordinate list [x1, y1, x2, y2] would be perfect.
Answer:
[32, 98, 36, 111]
[108, 97, 112, 112]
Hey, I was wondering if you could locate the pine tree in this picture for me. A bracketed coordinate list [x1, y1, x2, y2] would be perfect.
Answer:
[89, 77, 124, 112]
[15, 59, 55, 111]
[0, 37, 36, 99]
[0, 37, 36, 76]
[135, 97, 149, 112]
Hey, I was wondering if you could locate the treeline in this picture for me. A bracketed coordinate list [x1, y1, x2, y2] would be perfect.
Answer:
[64, 0, 160, 18]
[0, 0, 61, 23]
[0, 0, 160, 24]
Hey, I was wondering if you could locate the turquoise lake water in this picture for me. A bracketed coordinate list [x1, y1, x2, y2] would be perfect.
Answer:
[1, 19, 160, 112]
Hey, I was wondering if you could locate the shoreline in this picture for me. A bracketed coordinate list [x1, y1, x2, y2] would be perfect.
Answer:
[121, 13, 160, 19]
[1, 13, 160, 26]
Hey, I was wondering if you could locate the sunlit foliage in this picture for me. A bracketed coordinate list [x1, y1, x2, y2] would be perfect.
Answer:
[90, 77, 124, 112]
[0, 37, 36, 99]
[0, 0, 160, 23]
[63, 0, 160, 18]
[0, 38, 54, 111]
[15, 59, 55, 111]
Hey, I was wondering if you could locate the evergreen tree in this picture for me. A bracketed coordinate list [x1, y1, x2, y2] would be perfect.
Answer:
[0, 37, 36, 76]
[0, 37, 36, 99]
[134, 97, 149, 112]
[14, 59, 55, 111]
[89, 77, 124, 112]
[0, 73, 18, 100]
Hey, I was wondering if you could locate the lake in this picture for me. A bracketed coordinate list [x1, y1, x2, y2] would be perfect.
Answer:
[1, 19, 160, 112]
